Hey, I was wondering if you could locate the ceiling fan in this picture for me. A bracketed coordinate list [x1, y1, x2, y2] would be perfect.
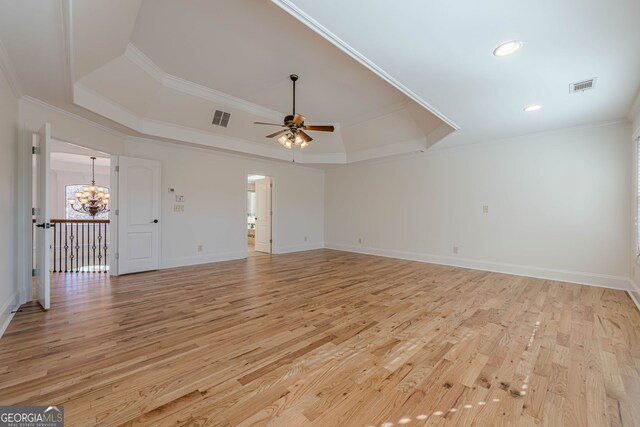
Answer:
[254, 74, 334, 149]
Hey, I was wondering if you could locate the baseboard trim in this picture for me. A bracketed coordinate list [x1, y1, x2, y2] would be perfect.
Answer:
[628, 280, 640, 312]
[275, 243, 324, 254]
[161, 251, 247, 269]
[0, 290, 20, 339]
[325, 243, 631, 291]
[161, 244, 326, 269]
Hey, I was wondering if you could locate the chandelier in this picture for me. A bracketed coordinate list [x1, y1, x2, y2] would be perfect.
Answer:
[67, 156, 110, 217]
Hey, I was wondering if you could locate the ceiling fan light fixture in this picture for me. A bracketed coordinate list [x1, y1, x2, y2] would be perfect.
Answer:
[278, 134, 290, 146]
[254, 74, 335, 152]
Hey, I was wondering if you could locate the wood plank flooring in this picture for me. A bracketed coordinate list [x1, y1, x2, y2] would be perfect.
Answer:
[1, 249, 639, 426]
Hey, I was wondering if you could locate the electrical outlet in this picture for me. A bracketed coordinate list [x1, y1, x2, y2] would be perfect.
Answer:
[174, 204, 184, 212]
[453, 246, 459, 254]
[197, 245, 203, 252]
[176, 195, 185, 203]
[482, 205, 489, 214]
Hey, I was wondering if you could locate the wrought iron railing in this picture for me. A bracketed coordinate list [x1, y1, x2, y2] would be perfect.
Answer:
[49, 219, 110, 273]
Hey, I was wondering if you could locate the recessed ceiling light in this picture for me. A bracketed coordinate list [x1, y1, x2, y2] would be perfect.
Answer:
[524, 104, 543, 112]
[493, 40, 522, 57]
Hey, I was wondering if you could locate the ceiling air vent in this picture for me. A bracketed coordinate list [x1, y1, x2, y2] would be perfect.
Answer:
[212, 110, 231, 127]
[570, 78, 597, 93]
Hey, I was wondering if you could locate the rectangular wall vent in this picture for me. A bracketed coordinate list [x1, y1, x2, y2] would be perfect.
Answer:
[212, 110, 231, 127]
[570, 78, 597, 93]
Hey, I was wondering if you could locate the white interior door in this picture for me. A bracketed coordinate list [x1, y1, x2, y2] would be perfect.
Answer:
[34, 124, 52, 310]
[116, 156, 161, 274]
[254, 177, 272, 253]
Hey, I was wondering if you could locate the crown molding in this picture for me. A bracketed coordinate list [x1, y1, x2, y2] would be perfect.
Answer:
[124, 43, 164, 80]
[74, 82, 444, 165]
[19, 94, 332, 167]
[20, 95, 125, 139]
[76, 43, 445, 165]
[270, 0, 460, 132]
[0, 38, 23, 98]
[74, 83, 143, 130]
[341, 99, 409, 129]
[124, 43, 286, 123]
[73, 83, 301, 162]
[346, 136, 427, 163]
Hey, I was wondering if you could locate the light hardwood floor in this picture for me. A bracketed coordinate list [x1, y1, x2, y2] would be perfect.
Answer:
[1, 249, 639, 426]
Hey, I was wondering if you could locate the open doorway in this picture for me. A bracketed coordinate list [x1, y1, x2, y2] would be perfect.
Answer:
[32, 139, 112, 302]
[25, 123, 116, 310]
[247, 174, 273, 254]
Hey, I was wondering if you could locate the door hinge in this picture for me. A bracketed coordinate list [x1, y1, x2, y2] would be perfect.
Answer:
[115, 209, 119, 215]
[32, 146, 40, 155]
[32, 268, 37, 277]
[115, 253, 119, 260]
[115, 165, 119, 172]
[270, 239, 272, 243]
[270, 183, 273, 188]
[32, 207, 40, 216]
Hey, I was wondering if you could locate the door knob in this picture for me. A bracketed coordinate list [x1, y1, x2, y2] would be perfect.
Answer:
[35, 222, 51, 229]
[152, 219, 159, 223]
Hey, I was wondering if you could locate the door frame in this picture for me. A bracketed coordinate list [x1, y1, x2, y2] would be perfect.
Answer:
[246, 172, 275, 255]
[16, 122, 34, 305]
[16, 126, 117, 301]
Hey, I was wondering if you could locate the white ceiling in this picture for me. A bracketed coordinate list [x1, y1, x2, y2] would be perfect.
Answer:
[132, 0, 408, 124]
[50, 139, 110, 159]
[49, 140, 110, 175]
[273, 0, 640, 148]
[70, 0, 451, 163]
[0, 0, 638, 162]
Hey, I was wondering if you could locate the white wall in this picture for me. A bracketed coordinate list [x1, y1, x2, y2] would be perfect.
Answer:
[0, 68, 18, 334]
[325, 121, 632, 289]
[18, 98, 324, 272]
[123, 139, 324, 268]
[629, 95, 640, 306]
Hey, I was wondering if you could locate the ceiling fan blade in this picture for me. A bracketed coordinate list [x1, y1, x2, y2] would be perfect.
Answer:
[254, 121, 284, 126]
[296, 130, 313, 143]
[266, 129, 288, 138]
[292, 114, 305, 126]
[303, 125, 335, 132]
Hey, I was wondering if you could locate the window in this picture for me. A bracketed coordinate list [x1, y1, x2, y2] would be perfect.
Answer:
[65, 184, 110, 220]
